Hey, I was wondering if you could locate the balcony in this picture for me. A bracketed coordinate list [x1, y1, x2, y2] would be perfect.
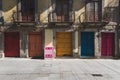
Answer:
[79, 11, 108, 27]
[48, 11, 75, 27]
[103, 7, 118, 23]
[12, 11, 37, 26]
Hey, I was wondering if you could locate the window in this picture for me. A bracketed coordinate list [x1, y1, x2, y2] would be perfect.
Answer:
[85, 0, 102, 22]
[53, 0, 73, 21]
[21, 0, 35, 21]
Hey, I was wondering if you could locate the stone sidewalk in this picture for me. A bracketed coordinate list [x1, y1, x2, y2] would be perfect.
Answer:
[0, 58, 120, 80]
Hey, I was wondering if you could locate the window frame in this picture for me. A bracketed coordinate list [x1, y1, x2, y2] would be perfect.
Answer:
[85, 0, 102, 22]
[52, 0, 73, 22]
[17, 0, 36, 22]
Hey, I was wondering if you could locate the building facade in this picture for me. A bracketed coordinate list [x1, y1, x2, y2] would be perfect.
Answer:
[0, 0, 120, 59]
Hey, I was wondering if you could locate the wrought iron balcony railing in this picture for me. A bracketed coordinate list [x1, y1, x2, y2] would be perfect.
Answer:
[79, 11, 108, 27]
[79, 9, 118, 24]
[79, 11, 102, 23]
[48, 11, 75, 23]
[12, 10, 37, 25]
[103, 7, 118, 22]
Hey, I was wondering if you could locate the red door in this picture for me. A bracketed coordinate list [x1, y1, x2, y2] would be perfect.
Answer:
[101, 33, 114, 56]
[29, 32, 43, 58]
[4, 32, 20, 57]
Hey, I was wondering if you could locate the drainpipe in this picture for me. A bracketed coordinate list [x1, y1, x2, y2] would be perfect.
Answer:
[115, 0, 120, 58]
[0, 26, 4, 58]
[96, 29, 101, 58]
[115, 25, 118, 58]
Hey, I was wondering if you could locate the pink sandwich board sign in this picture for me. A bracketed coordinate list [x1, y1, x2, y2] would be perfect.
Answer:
[44, 47, 54, 59]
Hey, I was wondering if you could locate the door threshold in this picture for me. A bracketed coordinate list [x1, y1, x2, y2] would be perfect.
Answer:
[55, 56, 74, 59]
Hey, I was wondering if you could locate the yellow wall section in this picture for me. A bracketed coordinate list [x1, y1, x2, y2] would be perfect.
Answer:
[45, 29, 53, 47]
[104, 0, 119, 7]
[2, 0, 17, 23]
[38, 0, 51, 23]
[73, 0, 85, 23]
[74, 31, 78, 54]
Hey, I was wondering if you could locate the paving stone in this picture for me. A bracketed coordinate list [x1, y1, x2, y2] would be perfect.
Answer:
[0, 58, 120, 80]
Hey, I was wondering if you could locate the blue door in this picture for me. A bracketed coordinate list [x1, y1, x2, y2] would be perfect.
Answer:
[81, 32, 94, 57]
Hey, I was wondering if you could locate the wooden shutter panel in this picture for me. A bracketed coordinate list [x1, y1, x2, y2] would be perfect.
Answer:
[69, 0, 73, 11]
[98, 0, 102, 21]
[0, 0, 4, 24]
[52, 0, 56, 12]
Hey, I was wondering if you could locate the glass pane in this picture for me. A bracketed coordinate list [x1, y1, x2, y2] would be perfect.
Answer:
[95, 2, 98, 21]
[56, 0, 62, 15]
[63, 4, 69, 15]
[69, 0, 72, 11]
[86, 3, 90, 11]
[86, 2, 94, 22]
[56, 4, 62, 15]
[95, 2, 98, 11]
[90, 3, 94, 11]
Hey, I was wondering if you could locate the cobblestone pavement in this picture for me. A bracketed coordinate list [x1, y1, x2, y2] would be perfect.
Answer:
[0, 58, 120, 80]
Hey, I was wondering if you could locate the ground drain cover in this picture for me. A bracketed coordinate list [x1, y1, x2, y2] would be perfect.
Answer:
[91, 74, 103, 77]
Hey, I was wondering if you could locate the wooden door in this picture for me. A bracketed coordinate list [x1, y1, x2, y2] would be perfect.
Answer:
[81, 32, 94, 57]
[29, 32, 42, 58]
[56, 32, 72, 57]
[21, 0, 35, 21]
[101, 33, 115, 56]
[4, 32, 20, 57]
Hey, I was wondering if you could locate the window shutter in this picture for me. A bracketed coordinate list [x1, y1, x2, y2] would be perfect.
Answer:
[0, 0, 3, 25]
[0, 0, 2, 11]
[69, 0, 73, 11]
[99, 0, 102, 20]
[52, 0, 56, 12]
